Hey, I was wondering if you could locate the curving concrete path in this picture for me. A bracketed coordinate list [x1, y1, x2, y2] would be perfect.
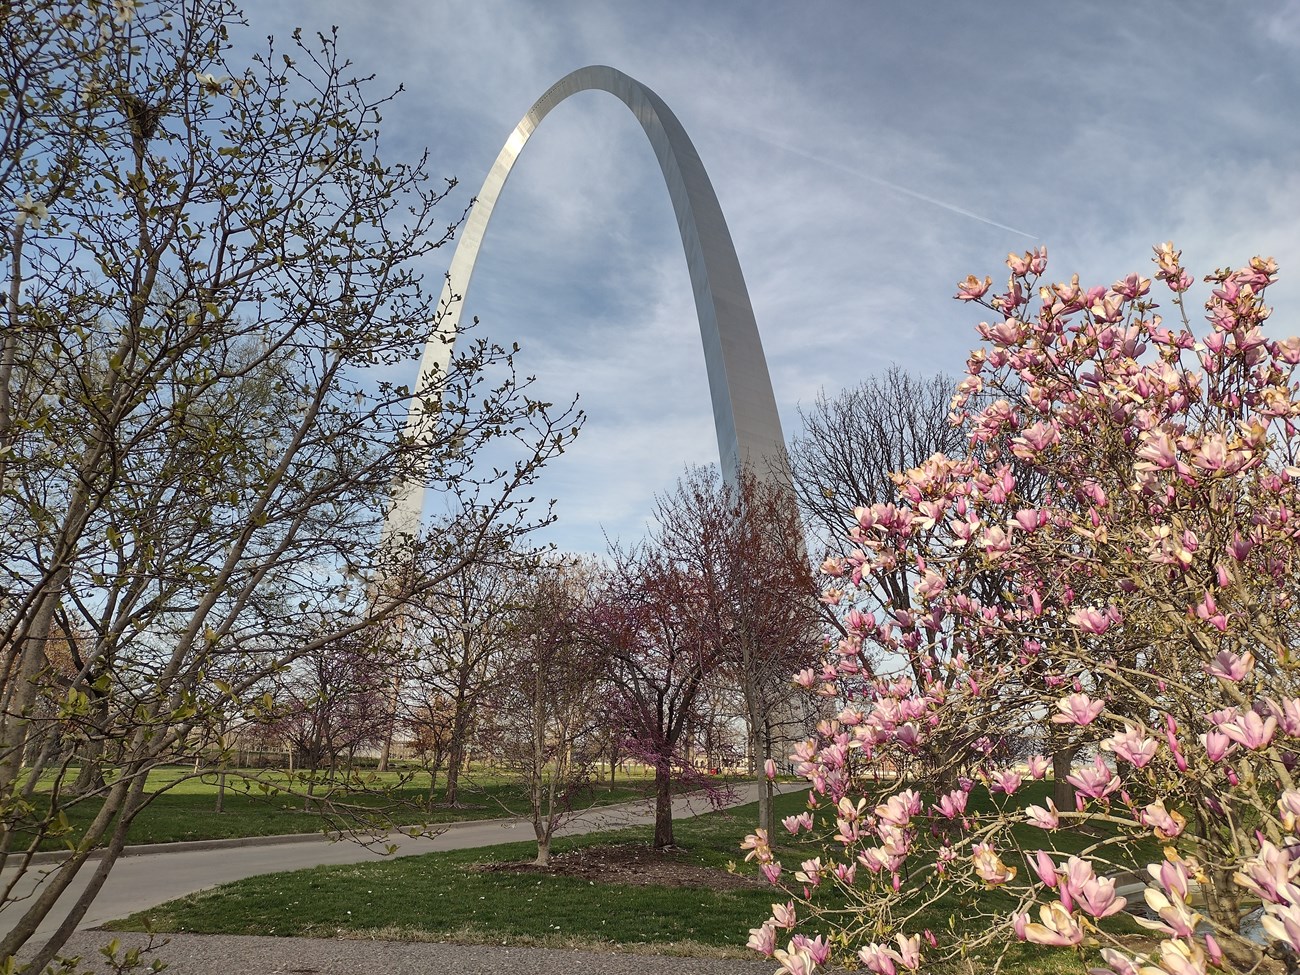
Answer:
[5, 781, 796, 971]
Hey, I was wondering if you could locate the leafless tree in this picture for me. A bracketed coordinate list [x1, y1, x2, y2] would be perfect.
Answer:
[485, 557, 609, 866]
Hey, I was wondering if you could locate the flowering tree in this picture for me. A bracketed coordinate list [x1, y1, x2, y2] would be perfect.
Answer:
[270, 635, 389, 781]
[591, 546, 726, 850]
[744, 245, 1300, 974]
[650, 466, 822, 837]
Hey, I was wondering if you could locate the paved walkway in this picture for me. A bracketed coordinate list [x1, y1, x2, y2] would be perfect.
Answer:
[52, 932, 782, 974]
[6, 783, 794, 973]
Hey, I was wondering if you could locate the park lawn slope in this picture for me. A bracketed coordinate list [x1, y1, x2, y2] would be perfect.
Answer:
[29, 767, 656, 849]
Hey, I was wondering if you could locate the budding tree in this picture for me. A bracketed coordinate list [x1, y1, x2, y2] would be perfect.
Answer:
[0, 1, 578, 968]
[486, 556, 609, 866]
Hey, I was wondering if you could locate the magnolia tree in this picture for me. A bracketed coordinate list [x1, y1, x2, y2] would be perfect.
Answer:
[744, 245, 1300, 975]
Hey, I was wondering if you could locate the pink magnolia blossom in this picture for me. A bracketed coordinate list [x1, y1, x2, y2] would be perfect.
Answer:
[934, 788, 968, 819]
[1089, 947, 1142, 975]
[771, 900, 797, 930]
[989, 768, 1022, 795]
[773, 942, 817, 975]
[1101, 725, 1157, 768]
[1204, 936, 1223, 968]
[971, 843, 1017, 885]
[1051, 692, 1105, 726]
[782, 812, 813, 835]
[1032, 850, 1058, 887]
[1219, 709, 1278, 750]
[1060, 857, 1126, 918]
[1139, 800, 1186, 840]
[761, 862, 782, 884]
[894, 933, 921, 970]
[791, 934, 831, 967]
[1146, 940, 1210, 975]
[1262, 894, 1300, 953]
[1025, 754, 1049, 778]
[1268, 696, 1300, 736]
[1206, 648, 1255, 681]
[1149, 859, 1192, 901]
[1192, 591, 1228, 632]
[741, 829, 770, 863]
[875, 789, 921, 827]
[1066, 756, 1120, 801]
[1013, 901, 1083, 947]
[746, 921, 777, 956]
[858, 942, 901, 975]
[1199, 729, 1234, 763]
[1233, 840, 1300, 904]
[1279, 789, 1300, 832]
[1024, 799, 1060, 831]
[1067, 605, 1121, 635]
[1138, 888, 1201, 938]
[795, 858, 825, 887]
[956, 274, 992, 301]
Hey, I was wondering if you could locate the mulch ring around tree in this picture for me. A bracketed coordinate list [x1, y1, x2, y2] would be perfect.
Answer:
[472, 843, 764, 891]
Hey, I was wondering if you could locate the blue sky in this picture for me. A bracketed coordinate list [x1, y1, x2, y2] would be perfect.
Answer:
[243, 1, 1300, 556]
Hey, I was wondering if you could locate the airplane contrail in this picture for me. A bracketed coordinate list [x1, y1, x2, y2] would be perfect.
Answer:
[754, 132, 1040, 241]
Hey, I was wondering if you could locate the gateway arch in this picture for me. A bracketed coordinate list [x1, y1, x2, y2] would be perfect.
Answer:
[388, 65, 788, 539]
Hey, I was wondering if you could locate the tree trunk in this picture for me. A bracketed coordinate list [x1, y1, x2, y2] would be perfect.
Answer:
[444, 739, 462, 806]
[653, 764, 674, 850]
[376, 670, 402, 772]
[533, 832, 552, 867]
[750, 723, 775, 838]
[1052, 742, 1080, 810]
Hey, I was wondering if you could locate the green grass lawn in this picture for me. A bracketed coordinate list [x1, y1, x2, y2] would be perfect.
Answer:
[109, 790, 810, 954]
[108, 785, 1148, 972]
[22, 766, 660, 849]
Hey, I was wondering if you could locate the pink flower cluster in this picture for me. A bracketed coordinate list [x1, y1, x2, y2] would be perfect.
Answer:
[743, 245, 1300, 973]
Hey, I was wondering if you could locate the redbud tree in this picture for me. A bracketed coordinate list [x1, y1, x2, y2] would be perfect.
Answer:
[745, 244, 1300, 975]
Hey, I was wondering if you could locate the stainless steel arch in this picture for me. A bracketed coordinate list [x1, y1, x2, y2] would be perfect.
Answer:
[387, 65, 787, 540]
